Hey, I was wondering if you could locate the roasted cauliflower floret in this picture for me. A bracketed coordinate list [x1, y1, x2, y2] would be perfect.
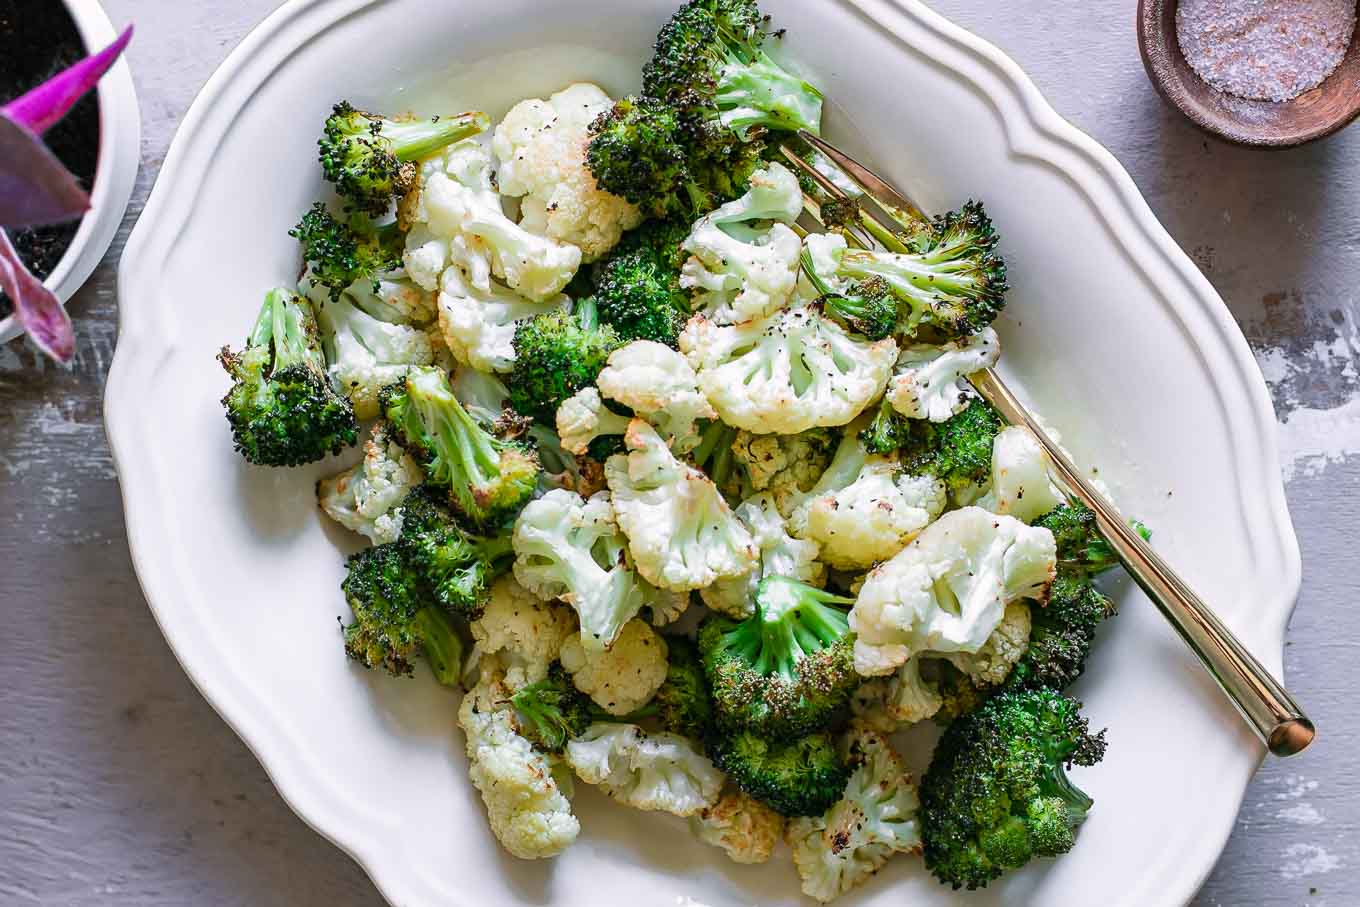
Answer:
[978, 425, 1065, 524]
[597, 340, 716, 454]
[458, 668, 580, 859]
[690, 787, 786, 864]
[493, 83, 643, 261]
[788, 432, 947, 571]
[852, 657, 948, 731]
[730, 428, 837, 516]
[605, 421, 757, 591]
[512, 489, 647, 651]
[558, 618, 669, 715]
[402, 139, 580, 301]
[680, 162, 803, 324]
[701, 493, 825, 618]
[850, 507, 1057, 676]
[555, 386, 632, 456]
[886, 327, 1000, 423]
[437, 264, 564, 373]
[680, 306, 896, 434]
[942, 600, 1032, 687]
[313, 291, 435, 420]
[565, 722, 724, 817]
[470, 574, 578, 691]
[787, 729, 922, 902]
[317, 422, 423, 544]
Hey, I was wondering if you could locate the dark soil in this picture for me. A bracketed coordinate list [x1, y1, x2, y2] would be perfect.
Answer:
[0, 0, 102, 318]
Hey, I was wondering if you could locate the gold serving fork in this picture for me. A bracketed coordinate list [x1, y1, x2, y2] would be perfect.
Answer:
[781, 132, 1314, 756]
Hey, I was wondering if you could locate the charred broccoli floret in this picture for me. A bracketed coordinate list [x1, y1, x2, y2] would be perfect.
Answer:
[318, 102, 488, 216]
[711, 729, 848, 817]
[858, 397, 913, 457]
[652, 637, 715, 739]
[900, 398, 1003, 493]
[511, 663, 604, 753]
[1005, 569, 1115, 694]
[585, 95, 763, 219]
[929, 660, 990, 724]
[1032, 502, 1151, 576]
[382, 367, 538, 529]
[802, 249, 896, 342]
[341, 544, 465, 686]
[506, 298, 623, 423]
[920, 688, 1107, 890]
[836, 201, 1007, 342]
[290, 202, 404, 301]
[397, 487, 515, 618]
[218, 287, 358, 466]
[592, 221, 691, 346]
[699, 576, 857, 740]
[642, 0, 823, 139]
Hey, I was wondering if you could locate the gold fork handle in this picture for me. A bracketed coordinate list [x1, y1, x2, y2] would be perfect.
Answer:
[970, 367, 1315, 756]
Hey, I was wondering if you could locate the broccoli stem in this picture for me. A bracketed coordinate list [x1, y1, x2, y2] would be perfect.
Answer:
[261, 288, 312, 373]
[1042, 761, 1094, 822]
[411, 605, 464, 687]
[381, 112, 490, 161]
[840, 251, 986, 302]
[574, 296, 600, 332]
[410, 367, 501, 490]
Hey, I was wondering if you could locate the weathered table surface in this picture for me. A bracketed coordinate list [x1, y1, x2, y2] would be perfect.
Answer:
[1, 1, 1355, 904]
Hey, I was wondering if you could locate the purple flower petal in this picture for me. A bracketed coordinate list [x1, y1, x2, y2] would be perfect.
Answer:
[3, 25, 133, 136]
[0, 227, 73, 363]
[0, 114, 89, 228]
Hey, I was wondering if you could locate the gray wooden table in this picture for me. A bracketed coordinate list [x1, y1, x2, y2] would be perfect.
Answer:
[1, 1, 1355, 904]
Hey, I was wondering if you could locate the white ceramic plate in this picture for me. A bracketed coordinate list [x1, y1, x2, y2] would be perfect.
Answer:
[107, 1, 1301, 905]
[0, 0, 140, 345]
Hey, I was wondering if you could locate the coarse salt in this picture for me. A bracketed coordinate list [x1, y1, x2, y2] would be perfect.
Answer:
[1176, 0, 1356, 102]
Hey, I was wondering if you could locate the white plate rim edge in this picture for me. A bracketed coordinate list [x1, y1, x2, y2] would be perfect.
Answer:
[104, 1, 1303, 905]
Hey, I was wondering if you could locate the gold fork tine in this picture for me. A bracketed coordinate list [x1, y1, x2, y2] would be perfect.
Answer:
[785, 133, 1315, 757]
[781, 142, 908, 253]
[797, 129, 927, 228]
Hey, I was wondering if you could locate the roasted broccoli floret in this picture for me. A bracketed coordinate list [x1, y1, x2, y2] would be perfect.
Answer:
[652, 637, 715, 739]
[318, 102, 488, 216]
[341, 544, 465, 686]
[920, 688, 1107, 890]
[1005, 569, 1115, 694]
[506, 298, 623, 422]
[996, 502, 1150, 692]
[1032, 502, 1151, 576]
[835, 201, 1007, 342]
[290, 203, 404, 301]
[585, 95, 764, 219]
[592, 221, 691, 346]
[218, 287, 358, 466]
[802, 249, 895, 342]
[927, 660, 989, 724]
[382, 366, 538, 528]
[858, 397, 913, 456]
[397, 487, 515, 618]
[699, 576, 857, 740]
[511, 663, 603, 753]
[901, 398, 1003, 494]
[711, 729, 849, 817]
[642, 0, 823, 139]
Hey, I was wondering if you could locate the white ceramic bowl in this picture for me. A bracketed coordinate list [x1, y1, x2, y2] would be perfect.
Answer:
[0, 0, 140, 345]
[107, 1, 1301, 905]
